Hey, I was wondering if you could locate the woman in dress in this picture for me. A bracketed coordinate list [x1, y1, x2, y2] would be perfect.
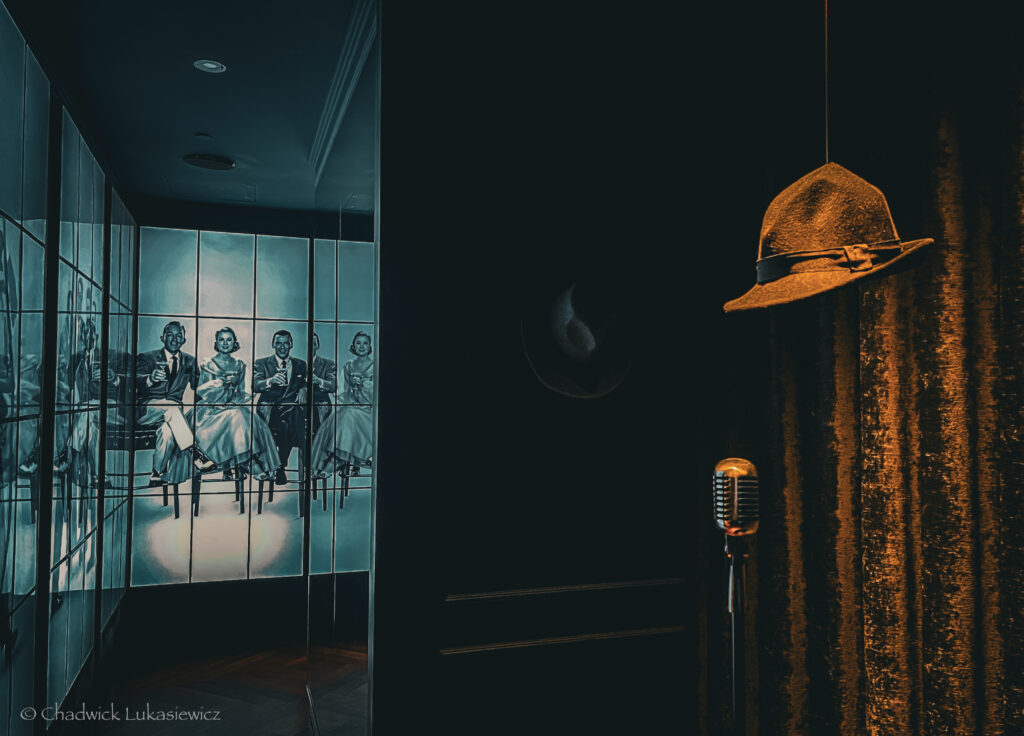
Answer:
[165, 327, 279, 482]
[311, 331, 374, 477]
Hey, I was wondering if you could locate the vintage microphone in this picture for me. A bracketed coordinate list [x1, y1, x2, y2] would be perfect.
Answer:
[714, 458, 759, 736]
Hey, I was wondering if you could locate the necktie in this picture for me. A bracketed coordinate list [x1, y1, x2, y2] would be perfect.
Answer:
[169, 355, 178, 383]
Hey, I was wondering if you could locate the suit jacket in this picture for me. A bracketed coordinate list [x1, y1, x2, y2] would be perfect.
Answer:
[253, 355, 307, 421]
[71, 348, 131, 404]
[312, 355, 337, 405]
[135, 349, 199, 409]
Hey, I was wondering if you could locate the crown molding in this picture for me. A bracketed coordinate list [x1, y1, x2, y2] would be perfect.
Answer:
[310, 0, 377, 186]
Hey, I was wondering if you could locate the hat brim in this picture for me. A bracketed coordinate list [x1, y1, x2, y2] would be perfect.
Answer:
[723, 237, 934, 313]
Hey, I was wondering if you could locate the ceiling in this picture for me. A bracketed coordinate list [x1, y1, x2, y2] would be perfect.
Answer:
[4, 0, 377, 230]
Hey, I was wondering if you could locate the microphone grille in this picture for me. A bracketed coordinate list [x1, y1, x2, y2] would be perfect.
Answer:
[713, 458, 759, 536]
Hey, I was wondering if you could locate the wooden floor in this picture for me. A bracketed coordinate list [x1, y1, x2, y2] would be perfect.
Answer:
[67, 644, 368, 736]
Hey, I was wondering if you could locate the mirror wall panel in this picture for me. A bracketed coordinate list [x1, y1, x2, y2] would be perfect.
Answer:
[0, 6, 48, 730]
[22, 49, 47, 242]
[0, 0, 137, 723]
[0, 5, 24, 226]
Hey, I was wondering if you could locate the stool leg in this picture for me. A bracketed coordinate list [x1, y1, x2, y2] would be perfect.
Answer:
[192, 474, 200, 517]
[321, 478, 327, 510]
[237, 477, 245, 514]
[173, 484, 180, 519]
[268, 481, 274, 503]
[257, 480, 264, 515]
[163, 484, 169, 507]
[30, 473, 39, 518]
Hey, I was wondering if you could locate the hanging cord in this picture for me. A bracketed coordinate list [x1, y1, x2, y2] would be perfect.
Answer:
[824, 0, 830, 163]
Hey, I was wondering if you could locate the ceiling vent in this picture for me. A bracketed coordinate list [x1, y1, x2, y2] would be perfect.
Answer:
[183, 153, 235, 171]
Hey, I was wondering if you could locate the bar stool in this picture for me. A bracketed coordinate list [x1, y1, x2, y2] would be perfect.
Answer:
[232, 463, 247, 514]
[256, 469, 275, 515]
[161, 480, 181, 519]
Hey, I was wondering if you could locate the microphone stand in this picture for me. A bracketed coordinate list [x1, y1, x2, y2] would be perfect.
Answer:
[725, 534, 747, 736]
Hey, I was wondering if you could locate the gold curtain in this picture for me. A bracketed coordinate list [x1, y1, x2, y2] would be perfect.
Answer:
[701, 77, 1024, 733]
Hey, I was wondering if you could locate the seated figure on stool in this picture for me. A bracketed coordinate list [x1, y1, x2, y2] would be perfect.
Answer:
[254, 329, 307, 486]
[311, 331, 375, 478]
[135, 321, 215, 486]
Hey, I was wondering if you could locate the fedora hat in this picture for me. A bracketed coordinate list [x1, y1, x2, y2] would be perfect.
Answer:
[724, 162, 934, 312]
[521, 277, 631, 399]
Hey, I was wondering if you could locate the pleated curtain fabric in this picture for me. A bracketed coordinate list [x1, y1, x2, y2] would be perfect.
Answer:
[701, 99, 1024, 735]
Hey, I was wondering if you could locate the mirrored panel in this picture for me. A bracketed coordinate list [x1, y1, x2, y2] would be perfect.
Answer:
[0, 8, 24, 224]
[22, 50, 47, 242]
[9, 589, 34, 736]
[47, 560, 68, 705]
[76, 143, 94, 280]
[58, 111, 78, 262]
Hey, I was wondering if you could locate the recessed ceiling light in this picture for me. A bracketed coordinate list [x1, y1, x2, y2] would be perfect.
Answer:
[193, 59, 227, 73]
[183, 153, 235, 170]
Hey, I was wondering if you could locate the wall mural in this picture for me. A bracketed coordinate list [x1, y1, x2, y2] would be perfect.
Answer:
[130, 229, 374, 586]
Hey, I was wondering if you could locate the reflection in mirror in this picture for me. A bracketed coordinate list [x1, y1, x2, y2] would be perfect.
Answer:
[15, 420, 38, 606]
[21, 236, 42, 311]
[110, 219, 121, 304]
[10, 581, 33, 736]
[311, 328, 374, 481]
[17, 313, 40, 411]
[91, 161, 103, 285]
[1, 225, 17, 410]
[76, 145, 93, 280]
[47, 560, 68, 705]
[66, 548, 83, 684]
[59, 111, 78, 262]
[22, 48, 49, 243]
[0, 7, 25, 225]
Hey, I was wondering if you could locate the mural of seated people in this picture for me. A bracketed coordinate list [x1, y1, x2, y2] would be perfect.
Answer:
[162, 327, 280, 484]
[135, 320, 217, 485]
[311, 331, 374, 478]
[253, 329, 307, 485]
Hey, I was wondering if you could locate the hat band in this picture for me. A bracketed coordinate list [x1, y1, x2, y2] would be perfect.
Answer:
[755, 240, 903, 284]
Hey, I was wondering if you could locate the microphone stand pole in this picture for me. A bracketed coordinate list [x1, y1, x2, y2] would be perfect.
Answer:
[726, 534, 747, 736]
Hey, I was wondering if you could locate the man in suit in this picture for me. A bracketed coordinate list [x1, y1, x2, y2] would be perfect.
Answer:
[65, 319, 125, 489]
[253, 329, 307, 485]
[136, 321, 214, 485]
[311, 332, 337, 436]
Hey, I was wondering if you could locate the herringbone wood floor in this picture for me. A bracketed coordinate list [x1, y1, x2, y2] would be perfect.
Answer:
[76, 644, 368, 735]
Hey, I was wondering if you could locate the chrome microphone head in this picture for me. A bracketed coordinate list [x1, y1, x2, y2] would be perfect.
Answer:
[714, 458, 759, 536]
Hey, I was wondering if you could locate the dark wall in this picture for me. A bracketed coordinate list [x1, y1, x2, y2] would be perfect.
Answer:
[377, 1, 1024, 735]
[375, 2, 734, 734]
